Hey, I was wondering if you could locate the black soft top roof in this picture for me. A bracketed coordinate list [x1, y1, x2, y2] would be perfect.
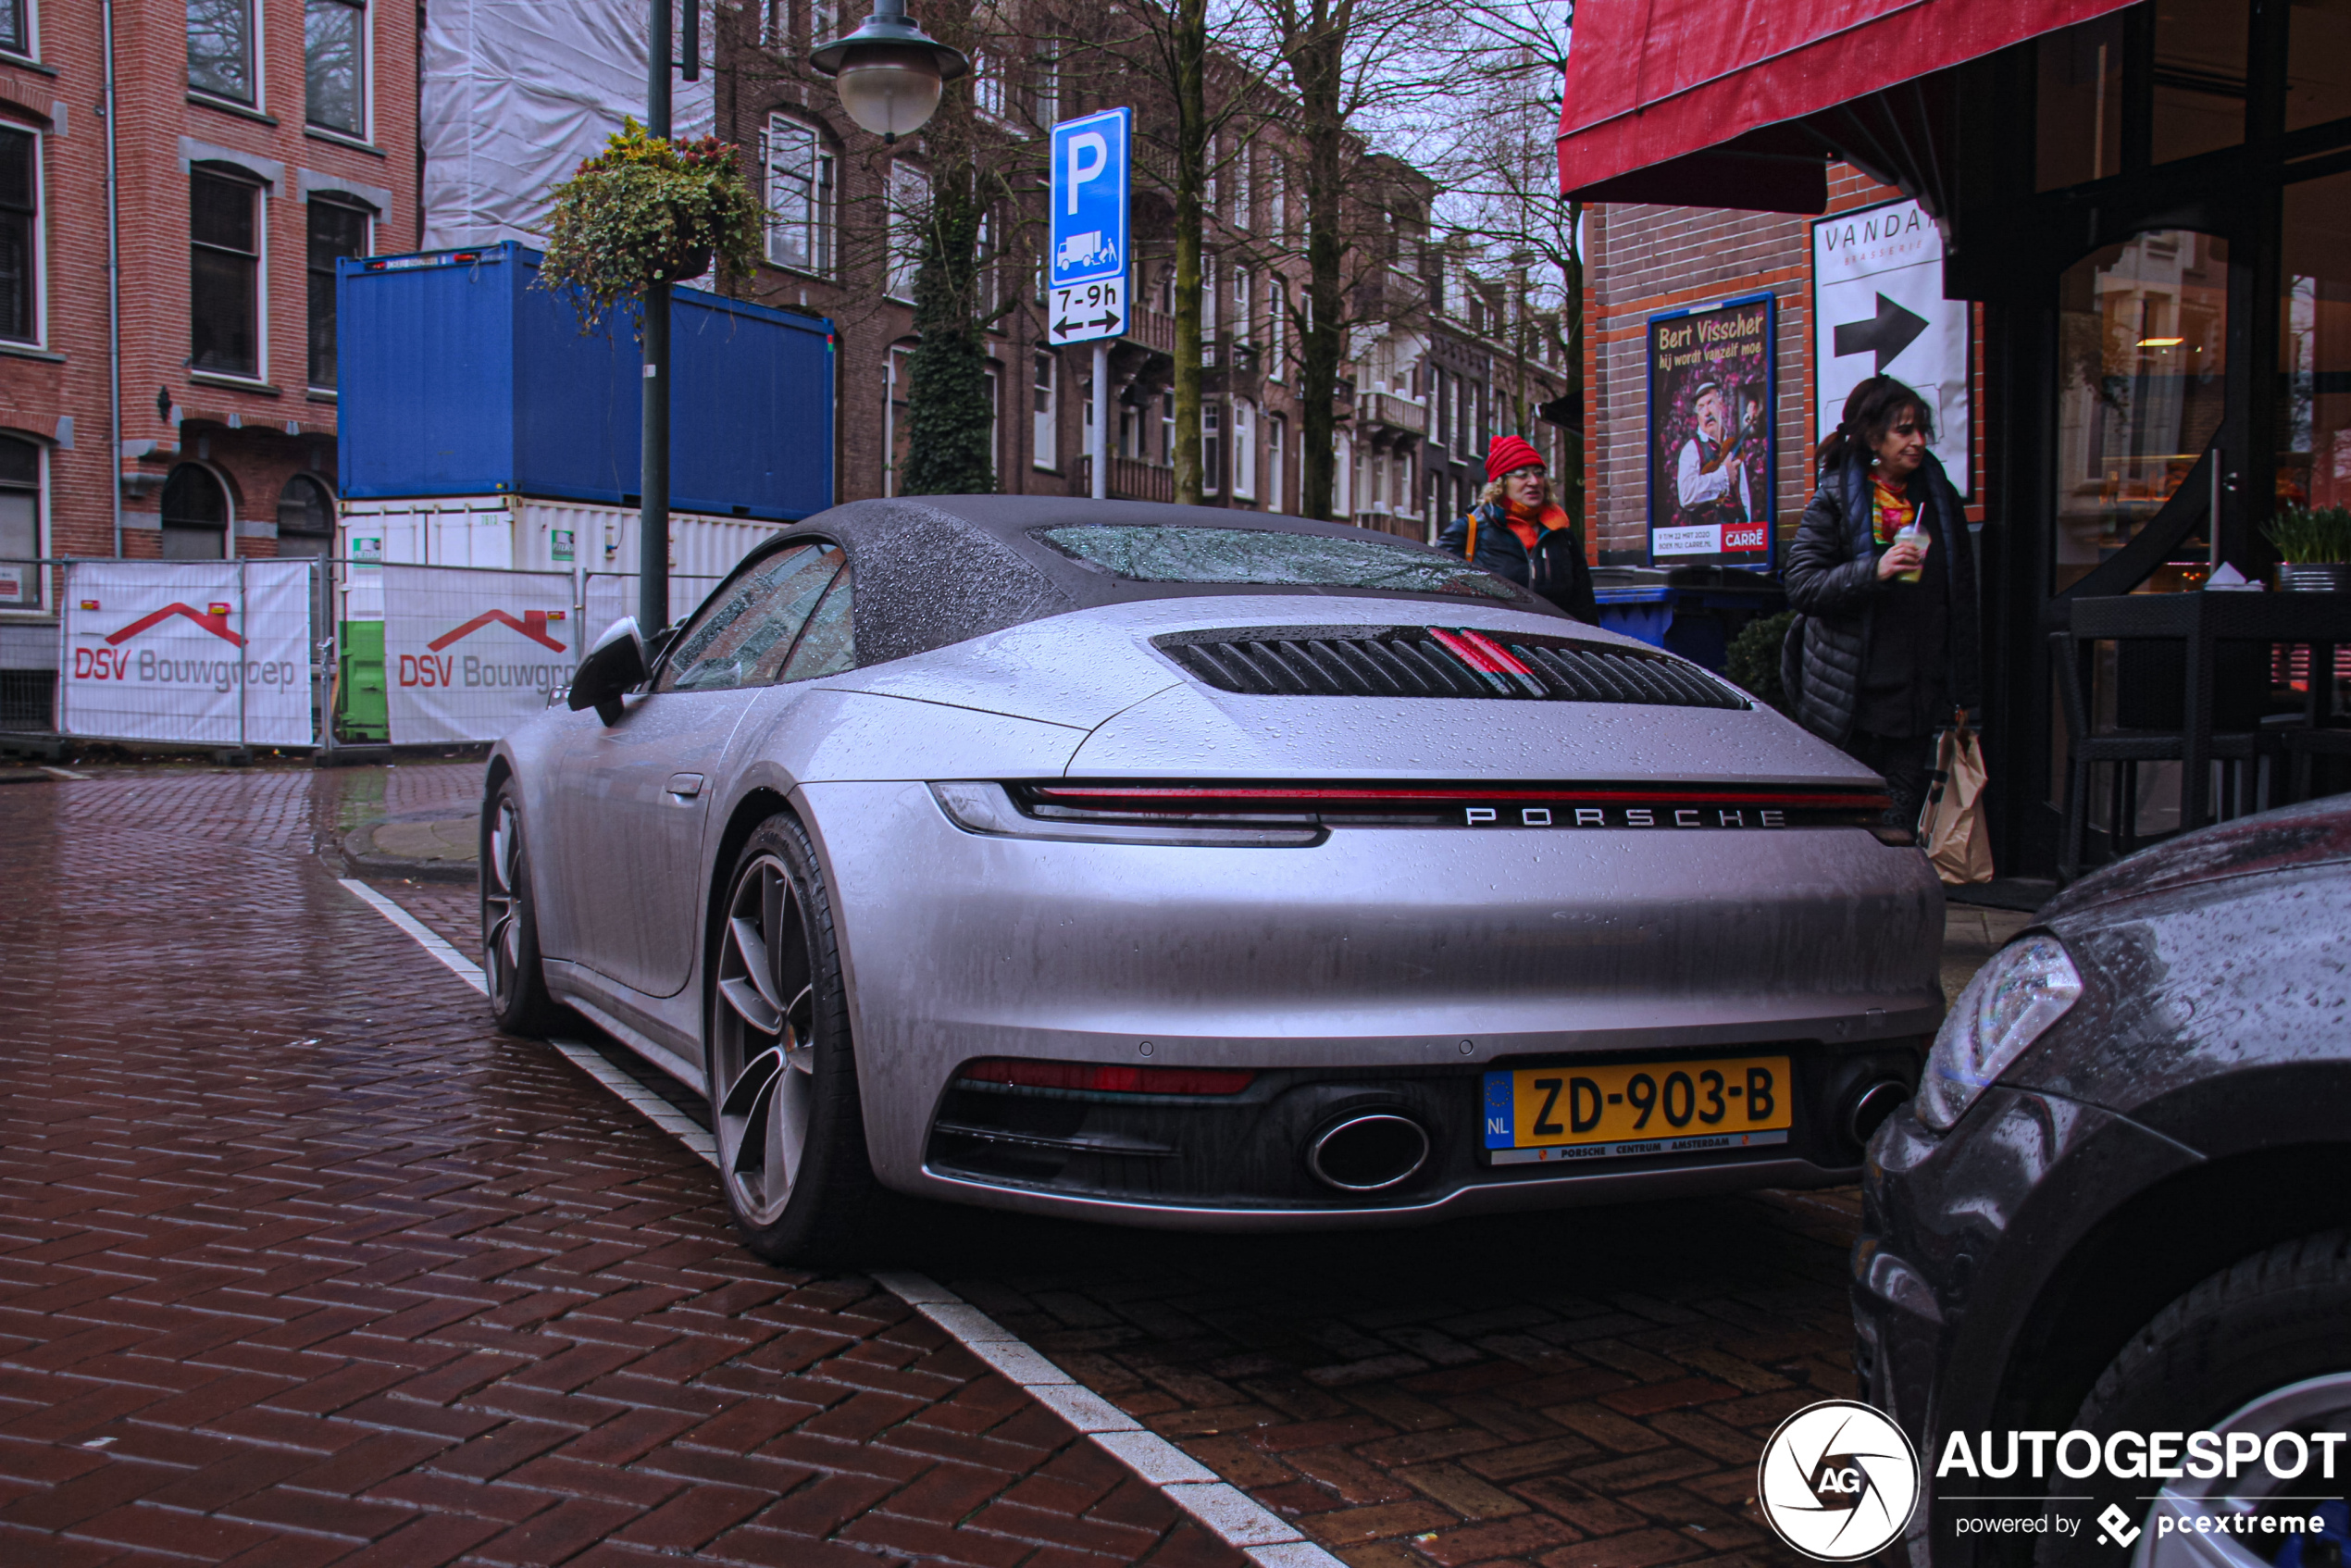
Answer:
[738, 495, 1560, 668]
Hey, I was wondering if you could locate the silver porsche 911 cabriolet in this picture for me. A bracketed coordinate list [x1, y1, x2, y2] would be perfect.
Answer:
[482, 497, 1943, 1262]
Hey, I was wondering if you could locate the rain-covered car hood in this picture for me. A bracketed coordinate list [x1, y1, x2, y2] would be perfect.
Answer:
[822, 594, 1879, 785]
[2038, 794, 2351, 923]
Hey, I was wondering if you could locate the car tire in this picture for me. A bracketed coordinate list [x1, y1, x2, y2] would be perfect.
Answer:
[705, 812, 890, 1266]
[2034, 1231, 2351, 1568]
[481, 779, 566, 1038]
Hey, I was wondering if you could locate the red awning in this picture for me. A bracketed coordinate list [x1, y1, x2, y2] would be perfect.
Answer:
[1557, 0, 2134, 209]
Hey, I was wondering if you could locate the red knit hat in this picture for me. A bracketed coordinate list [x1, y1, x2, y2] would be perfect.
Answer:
[1486, 434, 1545, 481]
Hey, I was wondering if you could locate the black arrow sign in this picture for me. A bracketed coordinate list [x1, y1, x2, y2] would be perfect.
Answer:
[1052, 308, 1123, 337]
[1834, 292, 1929, 374]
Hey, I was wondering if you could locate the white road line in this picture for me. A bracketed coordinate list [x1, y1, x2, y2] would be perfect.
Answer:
[335, 879, 1326, 1561]
[336, 877, 488, 995]
[873, 1270, 1345, 1568]
[548, 1039, 719, 1165]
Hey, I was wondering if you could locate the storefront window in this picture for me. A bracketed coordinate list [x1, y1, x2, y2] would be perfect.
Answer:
[2279, 171, 2351, 513]
[2036, 12, 2124, 191]
[2153, 0, 2249, 165]
[2287, 0, 2351, 131]
[2053, 230, 2233, 591]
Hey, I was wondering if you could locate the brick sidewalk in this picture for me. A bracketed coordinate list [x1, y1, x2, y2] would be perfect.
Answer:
[0, 766, 1240, 1568]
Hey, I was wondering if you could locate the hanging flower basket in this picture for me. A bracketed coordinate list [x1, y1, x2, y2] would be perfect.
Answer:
[539, 118, 763, 334]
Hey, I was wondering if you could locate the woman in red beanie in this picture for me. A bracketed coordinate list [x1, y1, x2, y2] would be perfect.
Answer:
[1437, 435, 1597, 623]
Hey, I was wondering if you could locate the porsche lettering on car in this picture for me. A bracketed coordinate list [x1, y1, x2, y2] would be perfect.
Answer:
[481, 498, 1943, 1262]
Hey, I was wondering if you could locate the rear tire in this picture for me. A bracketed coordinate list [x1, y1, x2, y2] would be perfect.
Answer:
[481, 780, 566, 1037]
[705, 813, 889, 1266]
[2034, 1231, 2351, 1568]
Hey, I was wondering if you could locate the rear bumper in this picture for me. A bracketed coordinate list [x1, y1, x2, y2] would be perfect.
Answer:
[801, 779, 1945, 1223]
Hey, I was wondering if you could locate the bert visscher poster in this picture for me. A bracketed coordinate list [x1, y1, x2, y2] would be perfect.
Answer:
[1647, 294, 1775, 569]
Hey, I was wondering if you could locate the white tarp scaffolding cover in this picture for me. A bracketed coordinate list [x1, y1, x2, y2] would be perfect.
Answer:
[58, 561, 316, 746]
[422, 0, 716, 250]
[383, 565, 578, 745]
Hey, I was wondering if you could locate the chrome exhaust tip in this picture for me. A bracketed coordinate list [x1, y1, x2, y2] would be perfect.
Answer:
[1306, 1113, 1431, 1192]
[1846, 1078, 1909, 1147]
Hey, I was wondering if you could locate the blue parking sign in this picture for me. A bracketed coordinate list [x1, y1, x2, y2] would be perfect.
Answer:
[1050, 108, 1129, 289]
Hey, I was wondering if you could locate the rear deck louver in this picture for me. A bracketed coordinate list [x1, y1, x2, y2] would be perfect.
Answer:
[1153, 626, 1748, 710]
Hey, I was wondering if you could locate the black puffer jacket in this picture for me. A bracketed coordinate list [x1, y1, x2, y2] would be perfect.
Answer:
[1782, 452, 1979, 745]
[1437, 502, 1598, 624]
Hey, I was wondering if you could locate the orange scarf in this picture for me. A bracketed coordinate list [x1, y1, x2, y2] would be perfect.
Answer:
[1503, 497, 1569, 551]
[1871, 476, 1915, 548]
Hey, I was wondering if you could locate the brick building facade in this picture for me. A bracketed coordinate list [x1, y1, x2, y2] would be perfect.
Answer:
[0, 0, 419, 707]
[1584, 165, 1986, 567]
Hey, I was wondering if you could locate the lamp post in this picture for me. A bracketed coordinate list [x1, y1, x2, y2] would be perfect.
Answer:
[638, 0, 700, 640]
[809, 0, 968, 143]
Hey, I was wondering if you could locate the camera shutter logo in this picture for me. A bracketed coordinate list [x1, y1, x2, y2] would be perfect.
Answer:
[1757, 1400, 1921, 1561]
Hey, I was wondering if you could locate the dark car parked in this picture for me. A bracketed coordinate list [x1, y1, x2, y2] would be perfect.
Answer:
[1853, 796, 2351, 1568]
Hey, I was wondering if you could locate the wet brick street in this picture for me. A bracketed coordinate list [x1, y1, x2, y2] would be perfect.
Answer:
[0, 763, 2021, 1568]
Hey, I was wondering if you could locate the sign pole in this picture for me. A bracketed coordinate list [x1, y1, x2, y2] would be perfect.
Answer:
[1090, 342, 1108, 500]
[640, 0, 674, 637]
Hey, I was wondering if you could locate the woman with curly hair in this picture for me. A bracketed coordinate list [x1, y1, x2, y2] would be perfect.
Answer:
[1438, 435, 1598, 623]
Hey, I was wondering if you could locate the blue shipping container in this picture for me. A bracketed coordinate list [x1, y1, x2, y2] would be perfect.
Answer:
[337, 243, 834, 521]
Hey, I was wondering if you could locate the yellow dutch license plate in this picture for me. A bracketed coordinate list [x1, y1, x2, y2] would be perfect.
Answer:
[1481, 1056, 1793, 1164]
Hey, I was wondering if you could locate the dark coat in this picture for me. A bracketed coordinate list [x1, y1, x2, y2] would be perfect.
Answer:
[1437, 502, 1598, 624]
[1782, 451, 1980, 744]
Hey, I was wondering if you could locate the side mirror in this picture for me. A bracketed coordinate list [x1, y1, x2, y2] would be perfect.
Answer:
[569, 616, 649, 725]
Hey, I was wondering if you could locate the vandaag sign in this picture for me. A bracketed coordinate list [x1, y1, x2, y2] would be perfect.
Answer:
[59, 561, 314, 746]
[381, 565, 575, 744]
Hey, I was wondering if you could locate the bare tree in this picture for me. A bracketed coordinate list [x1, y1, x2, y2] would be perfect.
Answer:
[1418, 0, 1586, 526]
[1247, 0, 1458, 519]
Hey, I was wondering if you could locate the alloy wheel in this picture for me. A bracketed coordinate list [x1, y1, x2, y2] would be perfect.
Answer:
[482, 796, 526, 1008]
[712, 852, 818, 1228]
[2133, 1372, 2351, 1568]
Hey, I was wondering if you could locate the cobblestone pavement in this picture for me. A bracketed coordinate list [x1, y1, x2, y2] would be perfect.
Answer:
[0, 764, 1238, 1568]
[5, 762, 2007, 1568]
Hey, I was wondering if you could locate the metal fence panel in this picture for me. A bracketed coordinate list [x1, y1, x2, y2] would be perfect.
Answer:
[381, 563, 578, 744]
[58, 561, 315, 746]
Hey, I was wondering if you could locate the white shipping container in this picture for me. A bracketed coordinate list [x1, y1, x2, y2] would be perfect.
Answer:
[337, 496, 786, 628]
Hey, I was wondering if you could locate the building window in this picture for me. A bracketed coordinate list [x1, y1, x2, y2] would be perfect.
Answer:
[1160, 390, 1174, 467]
[1201, 252, 1217, 366]
[1231, 265, 1251, 348]
[0, 127, 33, 344]
[765, 116, 835, 276]
[973, 51, 1006, 120]
[1202, 403, 1221, 494]
[1, 0, 29, 57]
[161, 464, 230, 560]
[1266, 415, 1285, 514]
[306, 198, 367, 390]
[1269, 161, 1286, 241]
[0, 435, 37, 604]
[276, 474, 334, 558]
[188, 0, 255, 103]
[809, 0, 836, 44]
[884, 343, 913, 494]
[1032, 350, 1057, 470]
[1232, 400, 1256, 501]
[305, 0, 364, 134]
[983, 360, 1001, 489]
[192, 167, 261, 379]
[1265, 279, 1284, 381]
[1031, 49, 1058, 128]
[886, 159, 927, 302]
[976, 206, 1000, 320]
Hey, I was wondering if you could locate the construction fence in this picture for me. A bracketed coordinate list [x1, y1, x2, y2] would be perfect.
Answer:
[0, 557, 717, 750]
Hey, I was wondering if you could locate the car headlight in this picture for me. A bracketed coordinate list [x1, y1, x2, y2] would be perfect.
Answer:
[1916, 934, 2082, 1131]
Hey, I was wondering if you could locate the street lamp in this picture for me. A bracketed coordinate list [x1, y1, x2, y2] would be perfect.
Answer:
[810, 0, 967, 143]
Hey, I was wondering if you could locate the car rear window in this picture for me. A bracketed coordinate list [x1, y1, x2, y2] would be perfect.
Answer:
[1035, 526, 1519, 601]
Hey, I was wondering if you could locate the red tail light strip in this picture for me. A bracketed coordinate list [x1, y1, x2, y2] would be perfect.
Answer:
[1030, 784, 1892, 811]
[957, 1058, 1257, 1096]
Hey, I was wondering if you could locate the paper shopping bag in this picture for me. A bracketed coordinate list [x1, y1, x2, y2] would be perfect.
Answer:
[1918, 727, 1995, 886]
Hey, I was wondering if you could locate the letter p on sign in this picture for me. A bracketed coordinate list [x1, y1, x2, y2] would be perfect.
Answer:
[1065, 132, 1107, 214]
